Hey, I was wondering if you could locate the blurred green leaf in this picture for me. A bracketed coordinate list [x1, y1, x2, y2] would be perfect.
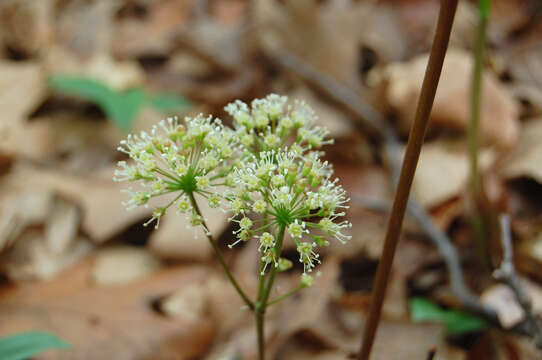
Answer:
[146, 92, 190, 111]
[48, 75, 190, 132]
[0, 331, 70, 360]
[409, 297, 488, 335]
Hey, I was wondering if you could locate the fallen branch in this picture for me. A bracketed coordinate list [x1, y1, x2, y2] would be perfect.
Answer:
[495, 215, 542, 348]
[426, 347, 437, 360]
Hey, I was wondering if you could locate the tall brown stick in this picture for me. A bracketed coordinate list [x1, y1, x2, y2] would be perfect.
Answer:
[358, 1, 458, 359]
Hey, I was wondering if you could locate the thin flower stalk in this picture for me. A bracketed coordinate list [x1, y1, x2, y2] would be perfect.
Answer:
[469, 0, 491, 269]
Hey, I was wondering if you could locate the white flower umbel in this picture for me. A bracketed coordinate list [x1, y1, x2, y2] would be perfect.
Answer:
[226, 149, 351, 280]
[224, 94, 333, 156]
[114, 95, 353, 360]
[114, 115, 239, 228]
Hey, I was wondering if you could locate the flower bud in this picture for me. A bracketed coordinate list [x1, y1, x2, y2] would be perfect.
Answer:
[278, 258, 293, 272]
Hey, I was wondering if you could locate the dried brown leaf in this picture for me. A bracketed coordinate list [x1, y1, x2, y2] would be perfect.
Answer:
[382, 49, 520, 148]
[279, 305, 454, 360]
[1, 234, 92, 282]
[481, 279, 542, 329]
[412, 140, 495, 208]
[44, 197, 80, 254]
[0, 260, 214, 360]
[1, 164, 149, 242]
[92, 245, 162, 286]
[159, 282, 207, 322]
[0, 0, 53, 57]
[0, 60, 47, 156]
[113, 0, 190, 58]
[55, 0, 115, 56]
[502, 118, 542, 184]
[517, 231, 542, 283]
[257, 0, 405, 88]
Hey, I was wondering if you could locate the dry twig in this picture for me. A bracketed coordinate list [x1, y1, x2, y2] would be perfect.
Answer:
[495, 215, 542, 348]
[426, 347, 437, 360]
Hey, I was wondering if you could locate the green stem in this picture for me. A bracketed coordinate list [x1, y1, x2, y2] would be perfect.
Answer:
[469, 0, 490, 268]
[266, 285, 303, 307]
[255, 224, 286, 360]
[255, 308, 265, 360]
[469, 0, 489, 196]
[255, 255, 267, 360]
[188, 193, 254, 310]
[260, 225, 286, 307]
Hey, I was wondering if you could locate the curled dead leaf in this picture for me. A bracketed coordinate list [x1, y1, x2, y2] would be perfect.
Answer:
[381, 49, 520, 148]
[92, 245, 162, 286]
[412, 140, 495, 208]
[0, 0, 53, 58]
[502, 118, 542, 184]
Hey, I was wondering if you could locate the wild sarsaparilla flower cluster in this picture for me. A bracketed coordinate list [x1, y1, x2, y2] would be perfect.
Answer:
[114, 94, 352, 285]
[114, 114, 238, 229]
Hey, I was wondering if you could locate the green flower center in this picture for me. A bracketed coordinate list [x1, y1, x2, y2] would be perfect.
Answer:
[274, 205, 293, 226]
[175, 166, 198, 194]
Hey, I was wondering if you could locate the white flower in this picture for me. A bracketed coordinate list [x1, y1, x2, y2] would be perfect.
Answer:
[178, 197, 191, 213]
[121, 189, 150, 210]
[151, 179, 167, 193]
[301, 273, 313, 287]
[176, 162, 189, 177]
[225, 147, 351, 280]
[271, 174, 285, 187]
[144, 208, 166, 229]
[239, 217, 253, 230]
[288, 220, 306, 239]
[259, 232, 275, 253]
[225, 100, 252, 127]
[115, 114, 240, 228]
[116, 95, 351, 287]
[319, 217, 352, 243]
[113, 161, 140, 182]
[241, 133, 254, 147]
[230, 198, 245, 215]
[297, 242, 320, 273]
[209, 194, 221, 208]
[224, 95, 332, 156]
[196, 175, 210, 189]
[253, 200, 267, 213]
[278, 258, 293, 271]
[264, 133, 280, 148]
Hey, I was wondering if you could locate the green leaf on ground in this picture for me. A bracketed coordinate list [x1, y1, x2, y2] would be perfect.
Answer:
[409, 297, 488, 335]
[146, 92, 190, 111]
[0, 331, 70, 360]
[48, 75, 190, 132]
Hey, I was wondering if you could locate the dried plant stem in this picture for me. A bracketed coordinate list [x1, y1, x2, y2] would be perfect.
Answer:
[255, 224, 286, 360]
[358, 1, 458, 359]
[469, 0, 490, 268]
[188, 193, 254, 310]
